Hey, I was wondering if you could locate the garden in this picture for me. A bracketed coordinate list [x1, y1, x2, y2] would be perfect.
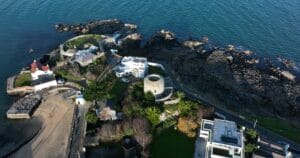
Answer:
[83, 72, 214, 158]
[63, 34, 102, 51]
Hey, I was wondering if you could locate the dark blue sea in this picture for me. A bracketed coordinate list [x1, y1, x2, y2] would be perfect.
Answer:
[0, 0, 299, 154]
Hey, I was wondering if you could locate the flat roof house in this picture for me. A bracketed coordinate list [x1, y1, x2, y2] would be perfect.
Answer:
[115, 56, 148, 78]
[195, 119, 244, 158]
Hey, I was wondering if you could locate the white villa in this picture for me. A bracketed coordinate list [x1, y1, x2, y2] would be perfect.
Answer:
[195, 119, 244, 158]
[30, 60, 57, 92]
[31, 60, 53, 80]
[115, 56, 148, 78]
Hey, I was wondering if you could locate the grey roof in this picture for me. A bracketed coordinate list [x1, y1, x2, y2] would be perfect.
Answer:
[31, 75, 56, 86]
[212, 119, 242, 147]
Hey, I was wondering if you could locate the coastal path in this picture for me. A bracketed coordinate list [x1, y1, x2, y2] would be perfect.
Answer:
[160, 61, 300, 153]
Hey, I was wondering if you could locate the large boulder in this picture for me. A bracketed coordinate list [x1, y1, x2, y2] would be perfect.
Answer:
[145, 29, 181, 51]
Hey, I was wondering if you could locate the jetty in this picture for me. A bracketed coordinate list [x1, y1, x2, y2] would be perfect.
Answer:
[6, 94, 42, 119]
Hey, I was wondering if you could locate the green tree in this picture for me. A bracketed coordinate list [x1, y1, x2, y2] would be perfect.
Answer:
[246, 129, 258, 140]
[86, 111, 98, 125]
[123, 102, 145, 117]
[177, 100, 193, 116]
[245, 143, 256, 153]
[143, 92, 156, 106]
[145, 106, 161, 128]
[132, 84, 144, 100]
[176, 91, 185, 100]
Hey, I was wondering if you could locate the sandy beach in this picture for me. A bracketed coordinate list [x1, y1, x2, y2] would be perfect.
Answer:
[11, 90, 75, 158]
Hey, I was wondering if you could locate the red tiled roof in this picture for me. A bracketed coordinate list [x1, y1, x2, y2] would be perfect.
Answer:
[31, 62, 37, 73]
[31, 60, 49, 73]
[42, 65, 49, 71]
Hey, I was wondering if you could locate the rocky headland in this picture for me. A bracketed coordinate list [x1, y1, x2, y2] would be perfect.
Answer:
[145, 29, 300, 125]
[54, 19, 300, 126]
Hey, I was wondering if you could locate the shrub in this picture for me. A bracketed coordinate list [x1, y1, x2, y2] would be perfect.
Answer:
[143, 92, 156, 106]
[245, 143, 256, 153]
[162, 118, 177, 129]
[132, 83, 144, 100]
[177, 117, 198, 138]
[177, 100, 194, 116]
[145, 106, 161, 128]
[86, 111, 98, 125]
[123, 102, 145, 117]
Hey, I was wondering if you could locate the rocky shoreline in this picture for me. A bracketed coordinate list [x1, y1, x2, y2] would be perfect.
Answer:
[55, 19, 300, 125]
[144, 29, 300, 125]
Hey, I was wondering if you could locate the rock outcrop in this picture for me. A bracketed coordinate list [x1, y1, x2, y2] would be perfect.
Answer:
[55, 19, 137, 35]
[145, 30, 300, 121]
[145, 29, 181, 51]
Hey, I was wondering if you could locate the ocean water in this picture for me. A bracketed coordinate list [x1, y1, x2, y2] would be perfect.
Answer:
[0, 0, 299, 154]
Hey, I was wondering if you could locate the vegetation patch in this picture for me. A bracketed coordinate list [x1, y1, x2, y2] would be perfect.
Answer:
[87, 56, 107, 76]
[108, 79, 128, 104]
[14, 73, 31, 87]
[86, 111, 98, 125]
[150, 127, 195, 158]
[55, 68, 81, 81]
[244, 128, 258, 156]
[84, 74, 128, 104]
[63, 34, 102, 51]
[252, 117, 300, 144]
[148, 65, 166, 77]
[83, 74, 116, 101]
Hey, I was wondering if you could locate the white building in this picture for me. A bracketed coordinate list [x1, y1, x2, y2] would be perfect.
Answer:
[30, 60, 57, 92]
[115, 56, 148, 78]
[30, 60, 53, 80]
[95, 99, 117, 121]
[33, 80, 57, 92]
[195, 119, 244, 158]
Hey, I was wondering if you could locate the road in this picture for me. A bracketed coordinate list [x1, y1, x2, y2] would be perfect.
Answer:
[160, 61, 300, 153]
[68, 104, 88, 158]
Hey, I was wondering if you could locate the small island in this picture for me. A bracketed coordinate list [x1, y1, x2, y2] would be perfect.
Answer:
[4, 19, 299, 158]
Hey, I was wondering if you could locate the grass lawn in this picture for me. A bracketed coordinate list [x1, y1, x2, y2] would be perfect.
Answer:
[254, 117, 300, 144]
[150, 127, 195, 158]
[108, 79, 128, 104]
[55, 69, 81, 81]
[64, 34, 102, 51]
[148, 65, 166, 77]
[14, 73, 31, 87]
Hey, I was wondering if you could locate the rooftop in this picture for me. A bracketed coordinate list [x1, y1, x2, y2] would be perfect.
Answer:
[212, 119, 242, 147]
[31, 60, 50, 73]
[31, 75, 56, 86]
[122, 56, 147, 63]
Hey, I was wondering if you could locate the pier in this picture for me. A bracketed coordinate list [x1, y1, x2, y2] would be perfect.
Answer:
[6, 94, 42, 119]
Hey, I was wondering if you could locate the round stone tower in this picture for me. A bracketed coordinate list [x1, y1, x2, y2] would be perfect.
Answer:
[144, 74, 165, 95]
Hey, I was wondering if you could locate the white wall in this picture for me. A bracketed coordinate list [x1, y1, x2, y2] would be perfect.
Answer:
[34, 80, 57, 92]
